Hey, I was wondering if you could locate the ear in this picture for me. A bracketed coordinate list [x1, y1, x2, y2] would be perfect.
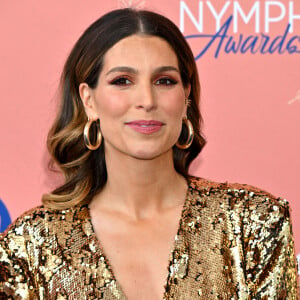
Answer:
[184, 84, 191, 100]
[79, 83, 98, 120]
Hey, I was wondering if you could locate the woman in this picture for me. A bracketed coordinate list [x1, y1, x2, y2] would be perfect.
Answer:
[0, 8, 298, 299]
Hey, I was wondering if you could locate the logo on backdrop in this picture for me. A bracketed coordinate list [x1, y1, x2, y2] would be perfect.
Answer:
[0, 199, 11, 232]
[180, 1, 300, 59]
[288, 89, 300, 105]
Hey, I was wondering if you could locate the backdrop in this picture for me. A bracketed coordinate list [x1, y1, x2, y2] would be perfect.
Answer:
[0, 0, 299, 276]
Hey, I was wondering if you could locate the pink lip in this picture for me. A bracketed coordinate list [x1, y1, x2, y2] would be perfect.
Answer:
[125, 120, 165, 134]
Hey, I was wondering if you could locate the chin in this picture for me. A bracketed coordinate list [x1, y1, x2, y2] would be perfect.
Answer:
[131, 152, 161, 161]
[105, 140, 175, 161]
[129, 147, 172, 161]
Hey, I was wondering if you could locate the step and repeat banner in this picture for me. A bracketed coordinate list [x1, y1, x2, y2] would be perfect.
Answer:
[0, 0, 299, 274]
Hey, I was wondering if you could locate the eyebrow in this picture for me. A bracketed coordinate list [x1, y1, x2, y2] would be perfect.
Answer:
[105, 66, 138, 76]
[105, 65, 179, 76]
[154, 66, 179, 73]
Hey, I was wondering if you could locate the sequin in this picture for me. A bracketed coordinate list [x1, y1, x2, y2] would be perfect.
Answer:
[0, 177, 298, 299]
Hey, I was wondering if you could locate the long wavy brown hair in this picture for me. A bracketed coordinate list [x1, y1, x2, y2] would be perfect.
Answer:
[42, 8, 206, 209]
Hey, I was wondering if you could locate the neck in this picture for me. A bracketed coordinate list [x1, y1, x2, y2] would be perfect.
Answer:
[91, 146, 188, 220]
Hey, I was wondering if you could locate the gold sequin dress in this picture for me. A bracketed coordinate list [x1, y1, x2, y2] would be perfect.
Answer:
[0, 177, 298, 299]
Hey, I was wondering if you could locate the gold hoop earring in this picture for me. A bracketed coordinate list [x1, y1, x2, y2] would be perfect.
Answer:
[83, 118, 102, 150]
[176, 117, 194, 149]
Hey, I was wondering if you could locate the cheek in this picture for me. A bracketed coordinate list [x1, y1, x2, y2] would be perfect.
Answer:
[94, 92, 130, 119]
[93, 91, 130, 139]
[161, 92, 186, 119]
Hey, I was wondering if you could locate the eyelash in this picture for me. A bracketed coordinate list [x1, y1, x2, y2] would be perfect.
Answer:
[109, 77, 132, 86]
[109, 76, 178, 86]
[155, 77, 178, 86]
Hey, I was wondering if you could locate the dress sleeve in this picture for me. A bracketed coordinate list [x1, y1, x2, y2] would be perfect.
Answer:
[0, 228, 37, 299]
[242, 195, 299, 298]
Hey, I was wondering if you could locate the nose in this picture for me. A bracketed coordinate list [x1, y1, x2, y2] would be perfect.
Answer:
[135, 83, 157, 112]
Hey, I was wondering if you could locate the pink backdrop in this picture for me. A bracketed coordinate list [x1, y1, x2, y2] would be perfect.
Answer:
[0, 0, 299, 275]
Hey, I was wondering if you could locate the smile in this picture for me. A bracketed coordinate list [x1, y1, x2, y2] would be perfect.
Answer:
[125, 120, 165, 134]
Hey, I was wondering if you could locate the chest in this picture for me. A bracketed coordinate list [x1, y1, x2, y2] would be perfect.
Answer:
[90, 209, 183, 300]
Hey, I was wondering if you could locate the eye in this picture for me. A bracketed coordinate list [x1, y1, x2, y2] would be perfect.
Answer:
[155, 77, 178, 86]
[110, 77, 132, 86]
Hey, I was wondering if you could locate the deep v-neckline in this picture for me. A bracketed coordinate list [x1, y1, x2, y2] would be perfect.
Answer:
[85, 178, 192, 299]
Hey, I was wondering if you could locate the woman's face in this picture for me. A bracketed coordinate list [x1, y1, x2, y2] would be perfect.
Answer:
[80, 34, 190, 161]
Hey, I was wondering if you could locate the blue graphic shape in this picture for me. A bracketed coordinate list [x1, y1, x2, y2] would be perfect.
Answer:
[0, 198, 11, 232]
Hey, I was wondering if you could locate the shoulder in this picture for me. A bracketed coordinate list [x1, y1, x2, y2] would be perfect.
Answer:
[0, 204, 89, 243]
[187, 176, 290, 219]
